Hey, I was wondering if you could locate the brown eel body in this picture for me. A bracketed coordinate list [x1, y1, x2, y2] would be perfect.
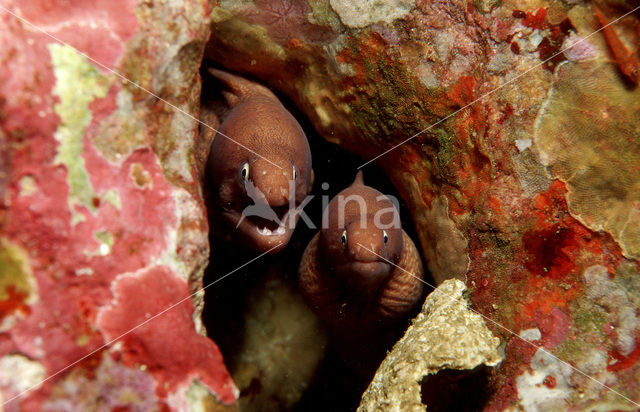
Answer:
[202, 68, 313, 253]
[299, 172, 424, 379]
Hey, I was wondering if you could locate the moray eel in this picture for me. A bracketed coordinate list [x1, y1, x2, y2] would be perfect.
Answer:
[205, 68, 314, 253]
[299, 171, 424, 378]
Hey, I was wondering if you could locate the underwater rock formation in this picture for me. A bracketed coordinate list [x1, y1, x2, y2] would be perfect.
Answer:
[2, 0, 640, 410]
[358, 279, 502, 412]
[0, 0, 237, 410]
[206, 0, 640, 409]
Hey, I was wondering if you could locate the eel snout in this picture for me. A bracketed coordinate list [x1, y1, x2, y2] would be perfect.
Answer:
[247, 158, 294, 207]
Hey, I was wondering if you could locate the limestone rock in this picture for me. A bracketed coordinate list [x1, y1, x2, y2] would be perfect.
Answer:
[358, 279, 502, 412]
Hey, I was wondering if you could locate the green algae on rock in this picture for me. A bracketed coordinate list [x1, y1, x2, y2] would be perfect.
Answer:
[50, 43, 110, 222]
[0, 239, 36, 330]
[534, 61, 640, 260]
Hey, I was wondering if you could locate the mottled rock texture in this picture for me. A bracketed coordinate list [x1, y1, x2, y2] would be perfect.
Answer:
[223, 268, 328, 412]
[358, 279, 502, 412]
[0, 0, 237, 410]
[205, 0, 640, 409]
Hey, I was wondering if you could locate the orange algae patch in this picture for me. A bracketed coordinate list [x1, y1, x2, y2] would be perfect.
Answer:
[288, 38, 302, 48]
[522, 289, 570, 318]
[522, 8, 548, 29]
[337, 34, 388, 86]
[608, 340, 640, 371]
[445, 76, 476, 108]
[0, 285, 31, 321]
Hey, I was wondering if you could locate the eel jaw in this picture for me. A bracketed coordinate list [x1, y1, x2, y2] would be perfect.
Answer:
[340, 260, 392, 292]
[221, 208, 298, 253]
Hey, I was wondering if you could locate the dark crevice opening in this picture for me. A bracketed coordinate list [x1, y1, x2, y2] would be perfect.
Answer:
[421, 365, 492, 412]
[199, 61, 434, 411]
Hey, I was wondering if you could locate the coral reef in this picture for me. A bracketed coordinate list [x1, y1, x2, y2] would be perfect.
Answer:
[205, 0, 640, 409]
[2, 0, 640, 410]
[534, 61, 640, 260]
[0, 0, 236, 409]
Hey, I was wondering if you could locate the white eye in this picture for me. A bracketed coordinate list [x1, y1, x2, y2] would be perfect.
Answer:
[383, 230, 389, 244]
[240, 162, 249, 182]
[340, 230, 347, 245]
[293, 164, 297, 180]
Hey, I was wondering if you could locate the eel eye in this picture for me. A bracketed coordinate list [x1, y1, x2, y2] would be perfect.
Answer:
[383, 230, 389, 244]
[292, 164, 297, 180]
[240, 162, 249, 182]
[340, 230, 347, 245]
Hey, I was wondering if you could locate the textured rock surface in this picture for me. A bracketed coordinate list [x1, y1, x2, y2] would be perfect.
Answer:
[534, 61, 640, 260]
[223, 269, 328, 412]
[3, 0, 640, 409]
[0, 0, 237, 410]
[358, 279, 502, 412]
[206, 0, 640, 409]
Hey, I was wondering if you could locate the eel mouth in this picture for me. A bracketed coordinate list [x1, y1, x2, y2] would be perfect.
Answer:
[349, 261, 391, 276]
[246, 205, 289, 235]
[341, 261, 392, 291]
[223, 207, 297, 253]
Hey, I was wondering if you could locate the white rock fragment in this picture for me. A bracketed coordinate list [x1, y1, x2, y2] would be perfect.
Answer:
[529, 30, 544, 48]
[0, 354, 45, 394]
[358, 279, 502, 412]
[562, 33, 597, 62]
[516, 349, 573, 412]
[515, 139, 532, 152]
[519, 327, 542, 342]
[329, 0, 415, 28]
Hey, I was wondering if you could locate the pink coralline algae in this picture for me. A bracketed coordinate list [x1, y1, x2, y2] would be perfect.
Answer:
[42, 355, 158, 412]
[0, 0, 236, 410]
[531, 307, 570, 349]
[7, 0, 139, 69]
[562, 33, 597, 62]
[97, 266, 237, 402]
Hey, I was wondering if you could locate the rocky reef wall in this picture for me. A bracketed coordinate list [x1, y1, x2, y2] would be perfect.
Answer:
[204, 0, 640, 409]
[1, 0, 639, 410]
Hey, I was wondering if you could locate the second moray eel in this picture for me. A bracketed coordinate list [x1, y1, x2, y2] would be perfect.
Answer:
[299, 171, 424, 378]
